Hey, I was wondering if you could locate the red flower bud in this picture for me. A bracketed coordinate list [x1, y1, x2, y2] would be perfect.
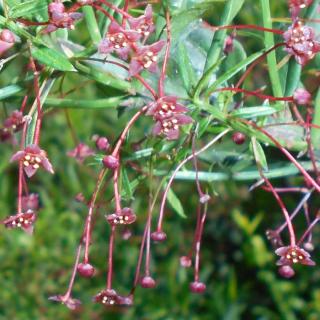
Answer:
[102, 155, 119, 169]
[77, 263, 95, 278]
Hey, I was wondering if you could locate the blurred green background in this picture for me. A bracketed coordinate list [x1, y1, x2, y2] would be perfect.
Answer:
[1, 0, 320, 319]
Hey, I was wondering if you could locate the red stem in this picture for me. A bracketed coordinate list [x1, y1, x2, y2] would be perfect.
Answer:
[106, 226, 116, 289]
[99, 0, 132, 18]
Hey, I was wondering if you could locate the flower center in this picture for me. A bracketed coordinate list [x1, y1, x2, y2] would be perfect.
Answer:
[108, 33, 128, 49]
[23, 154, 42, 169]
[162, 118, 178, 132]
[141, 51, 157, 68]
[158, 103, 176, 117]
[101, 295, 115, 305]
[285, 248, 305, 264]
[137, 23, 150, 36]
[112, 215, 130, 225]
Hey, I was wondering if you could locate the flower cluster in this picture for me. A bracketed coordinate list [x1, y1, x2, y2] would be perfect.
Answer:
[146, 96, 193, 140]
[283, 20, 320, 65]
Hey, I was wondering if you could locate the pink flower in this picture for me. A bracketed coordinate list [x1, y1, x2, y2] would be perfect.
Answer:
[99, 21, 141, 60]
[0, 29, 15, 56]
[1, 210, 36, 235]
[49, 294, 81, 310]
[105, 207, 136, 226]
[129, 40, 165, 76]
[152, 114, 193, 140]
[289, 0, 313, 18]
[67, 143, 95, 163]
[283, 20, 320, 65]
[293, 88, 312, 105]
[0, 110, 24, 143]
[44, 1, 83, 33]
[146, 96, 189, 118]
[11, 144, 54, 178]
[21, 193, 39, 211]
[275, 245, 316, 266]
[93, 289, 133, 306]
[128, 5, 155, 38]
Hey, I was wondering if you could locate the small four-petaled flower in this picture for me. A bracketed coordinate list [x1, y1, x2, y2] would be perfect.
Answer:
[275, 245, 316, 266]
[105, 207, 136, 226]
[128, 4, 155, 38]
[2, 210, 36, 234]
[49, 294, 82, 310]
[99, 21, 141, 60]
[129, 41, 165, 76]
[11, 144, 54, 177]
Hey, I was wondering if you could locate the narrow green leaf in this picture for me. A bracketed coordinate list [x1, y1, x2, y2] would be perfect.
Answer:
[311, 88, 320, 149]
[230, 106, 278, 119]
[82, 5, 101, 44]
[32, 47, 75, 72]
[204, 0, 245, 72]
[251, 137, 268, 171]
[167, 189, 186, 218]
[9, 0, 48, 19]
[260, 0, 283, 97]
[121, 168, 133, 200]
[44, 97, 126, 109]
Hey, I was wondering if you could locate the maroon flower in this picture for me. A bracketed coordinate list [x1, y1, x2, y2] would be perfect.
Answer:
[93, 289, 133, 306]
[146, 96, 188, 118]
[0, 110, 24, 143]
[0, 29, 15, 56]
[128, 5, 155, 38]
[223, 35, 235, 55]
[106, 207, 136, 226]
[293, 88, 312, 105]
[232, 132, 246, 145]
[289, 0, 313, 18]
[129, 40, 165, 76]
[67, 143, 95, 163]
[275, 245, 316, 266]
[152, 114, 193, 140]
[11, 144, 54, 178]
[99, 21, 141, 60]
[21, 193, 39, 211]
[266, 229, 284, 248]
[283, 20, 320, 65]
[1, 210, 36, 235]
[44, 1, 83, 33]
[49, 294, 81, 310]
[151, 230, 167, 242]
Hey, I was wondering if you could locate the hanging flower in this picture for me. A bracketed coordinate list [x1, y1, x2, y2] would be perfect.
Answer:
[1, 210, 36, 235]
[0, 29, 15, 56]
[21, 193, 39, 211]
[128, 5, 155, 38]
[289, 0, 313, 18]
[129, 40, 165, 76]
[146, 96, 189, 119]
[283, 20, 320, 65]
[99, 21, 141, 60]
[67, 143, 95, 163]
[10, 144, 54, 178]
[44, 1, 83, 33]
[0, 110, 24, 143]
[49, 294, 82, 310]
[93, 289, 133, 306]
[275, 245, 316, 266]
[152, 114, 193, 140]
[105, 207, 136, 226]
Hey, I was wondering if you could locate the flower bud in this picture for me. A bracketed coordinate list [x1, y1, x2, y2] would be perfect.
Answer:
[151, 230, 167, 242]
[95, 136, 109, 151]
[140, 276, 156, 288]
[278, 265, 295, 279]
[0, 29, 15, 43]
[232, 132, 246, 145]
[190, 281, 206, 293]
[180, 256, 192, 268]
[102, 155, 119, 169]
[293, 88, 311, 105]
[77, 263, 95, 278]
